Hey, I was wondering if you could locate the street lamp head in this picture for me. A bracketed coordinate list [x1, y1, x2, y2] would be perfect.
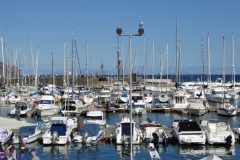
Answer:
[138, 28, 144, 36]
[116, 28, 122, 35]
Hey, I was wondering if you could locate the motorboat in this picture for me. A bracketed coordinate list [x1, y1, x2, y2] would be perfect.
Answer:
[12, 125, 41, 144]
[158, 92, 169, 103]
[61, 99, 84, 116]
[205, 87, 231, 103]
[42, 117, 72, 145]
[0, 92, 8, 102]
[98, 89, 111, 103]
[187, 98, 206, 116]
[201, 120, 235, 145]
[148, 143, 161, 160]
[8, 94, 21, 104]
[114, 116, 142, 145]
[0, 128, 13, 144]
[216, 102, 237, 116]
[200, 154, 222, 160]
[117, 93, 129, 103]
[85, 110, 106, 126]
[8, 101, 32, 118]
[140, 118, 168, 145]
[171, 90, 189, 110]
[143, 92, 153, 103]
[72, 123, 104, 144]
[173, 120, 206, 145]
[127, 92, 147, 115]
[82, 92, 95, 104]
[36, 95, 60, 117]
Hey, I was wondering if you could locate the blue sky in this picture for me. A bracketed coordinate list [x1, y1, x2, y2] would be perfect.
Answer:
[0, 0, 240, 76]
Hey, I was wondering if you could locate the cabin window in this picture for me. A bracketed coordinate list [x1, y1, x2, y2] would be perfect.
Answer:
[86, 116, 102, 120]
[40, 100, 54, 104]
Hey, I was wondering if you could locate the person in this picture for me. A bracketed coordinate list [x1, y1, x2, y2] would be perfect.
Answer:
[18, 150, 27, 160]
[31, 151, 40, 160]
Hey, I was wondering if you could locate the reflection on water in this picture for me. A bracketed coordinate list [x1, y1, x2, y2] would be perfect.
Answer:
[1, 99, 240, 159]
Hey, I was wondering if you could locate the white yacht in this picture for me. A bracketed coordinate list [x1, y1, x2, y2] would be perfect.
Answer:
[42, 117, 72, 145]
[12, 125, 42, 144]
[117, 93, 129, 103]
[173, 120, 206, 145]
[171, 90, 189, 110]
[217, 102, 237, 116]
[0, 128, 13, 144]
[187, 98, 206, 116]
[8, 101, 32, 118]
[158, 92, 169, 103]
[0, 92, 8, 102]
[205, 87, 231, 103]
[61, 99, 84, 116]
[85, 110, 106, 126]
[201, 120, 235, 145]
[8, 94, 21, 104]
[98, 89, 111, 103]
[140, 118, 168, 145]
[114, 116, 142, 145]
[128, 92, 147, 115]
[72, 123, 104, 144]
[36, 95, 60, 117]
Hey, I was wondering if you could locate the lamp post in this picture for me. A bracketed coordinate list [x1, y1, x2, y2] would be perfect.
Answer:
[116, 24, 144, 160]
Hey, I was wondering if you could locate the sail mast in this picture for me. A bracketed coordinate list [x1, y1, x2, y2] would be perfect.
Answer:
[207, 34, 211, 83]
[232, 32, 235, 87]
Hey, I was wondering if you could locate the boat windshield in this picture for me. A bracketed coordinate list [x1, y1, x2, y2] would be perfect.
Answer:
[133, 105, 145, 108]
[40, 100, 54, 104]
[86, 116, 102, 120]
[63, 106, 76, 111]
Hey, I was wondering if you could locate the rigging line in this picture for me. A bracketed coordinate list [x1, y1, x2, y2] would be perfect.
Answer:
[74, 39, 81, 76]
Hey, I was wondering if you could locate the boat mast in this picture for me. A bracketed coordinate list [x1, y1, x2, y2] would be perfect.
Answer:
[166, 43, 169, 88]
[143, 36, 146, 87]
[64, 41, 66, 88]
[201, 30, 204, 83]
[207, 34, 211, 83]
[86, 41, 88, 89]
[175, 18, 180, 82]
[1, 37, 4, 85]
[152, 41, 154, 86]
[231, 32, 235, 87]
[72, 30, 74, 99]
[92, 40, 94, 89]
[52, 52, 54, 94]
[117, 32, 120, 82]
[222, 36, 225, 103]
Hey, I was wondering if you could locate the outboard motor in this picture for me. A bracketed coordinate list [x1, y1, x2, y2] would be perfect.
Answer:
[15, 109, 21, 117]
[152, 132, 159, 145]
[18, 134, 24, 144]
[225, 135, 232, 144]
[84, 132, 89, 143]
[52, 131, 59, 144]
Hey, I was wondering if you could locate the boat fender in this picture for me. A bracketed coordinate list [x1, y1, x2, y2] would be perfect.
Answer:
[101, 135, 105, 140]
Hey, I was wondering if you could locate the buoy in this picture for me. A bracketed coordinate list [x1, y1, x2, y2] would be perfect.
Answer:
[101, 135, 105, 140]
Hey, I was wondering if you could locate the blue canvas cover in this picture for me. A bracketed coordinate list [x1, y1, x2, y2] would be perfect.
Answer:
[121, 123, 134, 136]
[80, 123, 100, 137]
[17, 126, 36, 137]
[50, 124, 67, 136]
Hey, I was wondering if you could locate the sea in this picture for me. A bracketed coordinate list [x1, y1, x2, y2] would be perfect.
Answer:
[1, 74, 240, 160]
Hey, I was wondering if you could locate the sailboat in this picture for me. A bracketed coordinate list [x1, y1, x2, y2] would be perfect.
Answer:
[217, 36, 237, 116]
[227, 33, 240, 100]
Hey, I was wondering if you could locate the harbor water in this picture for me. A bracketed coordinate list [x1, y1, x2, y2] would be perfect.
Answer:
[1, 100, 240, 160]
